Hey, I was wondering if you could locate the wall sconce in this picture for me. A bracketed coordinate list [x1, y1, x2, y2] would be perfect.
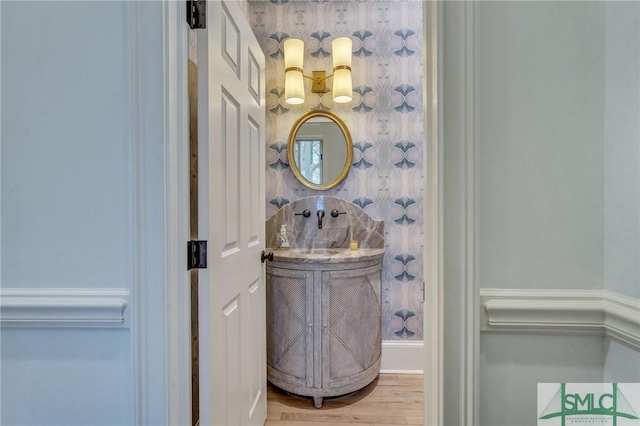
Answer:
[283, 37, 353, 105]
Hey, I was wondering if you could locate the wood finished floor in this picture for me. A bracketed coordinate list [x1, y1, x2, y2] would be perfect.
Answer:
[265, 374, 423, 425]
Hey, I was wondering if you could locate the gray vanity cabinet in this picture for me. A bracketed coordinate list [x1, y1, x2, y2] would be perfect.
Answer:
[266, 255, 382, 408]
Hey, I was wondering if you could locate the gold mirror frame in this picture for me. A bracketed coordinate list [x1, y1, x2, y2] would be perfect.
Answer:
[287, 111, 353, 191]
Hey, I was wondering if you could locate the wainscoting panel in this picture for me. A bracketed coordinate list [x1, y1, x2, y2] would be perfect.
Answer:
[0, 288, 129, 328]
[481, 288, 640, 350]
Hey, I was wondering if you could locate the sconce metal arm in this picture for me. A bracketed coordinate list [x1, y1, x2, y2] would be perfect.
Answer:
[286, 66, 352, 83]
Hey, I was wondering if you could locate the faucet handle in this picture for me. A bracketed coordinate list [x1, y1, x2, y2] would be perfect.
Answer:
[295, 209, 311, 218]
[330, 209, 346, 218]
[316, 209, 325, 229]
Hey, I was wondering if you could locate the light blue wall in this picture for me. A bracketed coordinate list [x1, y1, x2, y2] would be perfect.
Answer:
[480, 334, 605, 426]
[1, 1, 133, 289]
[602, 0, 640, 384]
[604, 339, 640, 383]
[478, 1, 605, 292]
[248, 0, 425, 340]
[1, 329, 133, 426]
[476, 2, 640, 423]
[1, 2, 135, 424]
[475, 2, 610, 425]
[603, 1, 640, 300]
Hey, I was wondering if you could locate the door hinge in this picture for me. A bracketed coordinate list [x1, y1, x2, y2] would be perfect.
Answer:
[186, 0, 206, 29]
[187, 240, 207, 270]
[422, 280, 425, 303]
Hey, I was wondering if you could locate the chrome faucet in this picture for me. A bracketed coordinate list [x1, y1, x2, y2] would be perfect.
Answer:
[316, 209, 325, 229]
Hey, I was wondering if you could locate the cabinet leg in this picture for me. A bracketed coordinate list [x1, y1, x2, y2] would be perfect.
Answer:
[313, 396, 323, 409]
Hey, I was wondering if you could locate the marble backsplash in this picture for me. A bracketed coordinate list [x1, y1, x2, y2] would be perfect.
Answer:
[266, 196, 384, 250]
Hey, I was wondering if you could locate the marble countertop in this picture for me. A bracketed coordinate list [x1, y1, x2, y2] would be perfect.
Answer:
[267, 247, 385, 264]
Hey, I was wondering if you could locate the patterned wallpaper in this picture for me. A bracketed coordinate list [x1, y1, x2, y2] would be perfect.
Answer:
[248, 0, 424, 340]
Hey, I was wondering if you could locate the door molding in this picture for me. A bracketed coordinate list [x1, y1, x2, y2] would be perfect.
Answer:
[147, 2, 475, 426]
[463, 3, 480, 424]
[438, 2, 479, 425]
[160, 2, 191, 425]
[422, 1, 444, 425]
[131, 1, 191, 425]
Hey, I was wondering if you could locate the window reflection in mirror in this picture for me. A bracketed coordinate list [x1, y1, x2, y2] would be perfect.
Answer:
[293, 139, 323, 184]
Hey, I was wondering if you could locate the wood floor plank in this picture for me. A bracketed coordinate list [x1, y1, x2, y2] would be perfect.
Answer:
[280, 412, 407, 424]
[265, 422, 411, 426]
[266, 374, 423, 425]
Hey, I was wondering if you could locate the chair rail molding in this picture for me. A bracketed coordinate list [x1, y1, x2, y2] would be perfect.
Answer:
[0, 288, 129, 327]
[481, 288, 640, 350]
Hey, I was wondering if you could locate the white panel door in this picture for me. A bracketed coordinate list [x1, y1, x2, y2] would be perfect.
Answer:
[197, 1, 266, 425]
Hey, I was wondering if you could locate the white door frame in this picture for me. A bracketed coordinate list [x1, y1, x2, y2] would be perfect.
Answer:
[422, 1, 444, 424]
[439, 1, 480, 425]
[423, 1, 480, 425]
[130, 1, 191, 425]
[133, 1, 480, 425]
[159, 1, 192, 424]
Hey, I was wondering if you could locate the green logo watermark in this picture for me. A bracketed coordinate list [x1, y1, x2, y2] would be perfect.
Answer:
[538, 383, 640, 426]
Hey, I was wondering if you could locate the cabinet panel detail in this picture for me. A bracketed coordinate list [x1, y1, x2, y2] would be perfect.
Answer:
[266, 268, 313, 387]
[326, 269, 381, 383]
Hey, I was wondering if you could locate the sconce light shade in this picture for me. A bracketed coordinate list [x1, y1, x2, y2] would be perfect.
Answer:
[284, 38, 305, 105]
[332, 67, 352, 104]
[331, 37, 352, 69]
[285, 71, 305, 105]
[331, 37, 353, 103]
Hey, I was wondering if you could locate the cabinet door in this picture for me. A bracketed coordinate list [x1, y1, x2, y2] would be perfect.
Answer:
[266, 266, 314, 388]
[321, 264, 382, 388]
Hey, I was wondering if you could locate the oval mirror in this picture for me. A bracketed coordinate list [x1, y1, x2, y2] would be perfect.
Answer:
[287, 111, 353, 190]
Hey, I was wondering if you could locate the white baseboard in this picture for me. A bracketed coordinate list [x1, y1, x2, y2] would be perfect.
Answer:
[0, 288, 129, 328]
[480, 288, 640, 350]
[380, 340, 424, 374]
